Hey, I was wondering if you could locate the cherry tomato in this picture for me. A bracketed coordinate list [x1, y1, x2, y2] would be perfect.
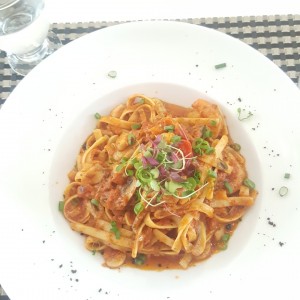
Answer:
[177, 139, 193, 158]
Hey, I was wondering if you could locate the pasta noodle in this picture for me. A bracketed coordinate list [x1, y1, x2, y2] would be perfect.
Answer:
[60, 94, 257, 269]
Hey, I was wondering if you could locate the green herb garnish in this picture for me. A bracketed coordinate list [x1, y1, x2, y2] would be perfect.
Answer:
[165, 181, 182, 194]
[134, 202, 144, 215]
[128, 133, 136, 145]
[150, 179, 160, 192]
[91, 199, 99, 207]
[116, 157, 128, 172]
[224, 181, 233, 194]
[237, 107, 253, 121]
[207, 169, 217, 179]
[131, 123, 142, 130]
[193, 170, 201, 184]
[193, 138, 215, 155]
[171, 135, 182, 144]
[202, 126, 212, 139]
[243, 178, 255, 190]
[94, 112, 101, 119]
[164, 125, 175, 132]
[136, 168, 153, 184]
[58, 201, 64, 212]
[133, 253, 146, 265]
[221, 233, 231, 242]
[214, 63, 227, 69]
[126, 169, 134, 176]
[110, 221, 121, 239]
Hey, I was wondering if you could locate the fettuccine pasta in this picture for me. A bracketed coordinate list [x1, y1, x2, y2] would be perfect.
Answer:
[60, 94, 257, 269]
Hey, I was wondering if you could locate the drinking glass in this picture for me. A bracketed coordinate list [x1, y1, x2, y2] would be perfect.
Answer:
[0, 0, 61, 76]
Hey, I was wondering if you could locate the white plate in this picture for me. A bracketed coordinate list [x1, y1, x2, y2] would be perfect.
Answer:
[0, 21, 299, 300]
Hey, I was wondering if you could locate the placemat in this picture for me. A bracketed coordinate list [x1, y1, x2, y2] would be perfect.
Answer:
[0, 14, 299, 108]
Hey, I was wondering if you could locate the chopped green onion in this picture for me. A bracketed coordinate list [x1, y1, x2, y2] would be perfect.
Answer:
[210, 120, 217, 126]
[182, 177, 197, 191]
[136, 169, 152, 184]
[94, 112, 101, 119]
[156, 151, 166, 163]
[116, 164, 123, 172]
[110, 221, 121, 239]
[224, 181, 233, 194]
[107, 70, 117, 78]
[116, 157, 128, 172]
[284, 173, 290, 179]
[215, 63, 227, 69]
[143, 149, 152, 158]
[243, 178, 255, 190]
[207, 169, 217, 179]
[202, 126, 212, 139]
[58, 201, 64, 212]
[171, 135, 182, 144]
[131, 123, 142, 130]
[217, 160, 228, 171]
[230, 143, 241, 151]
[134, 202, 144, 215]
[128, 133, 136, 145]
[121, 157, 128, 164]
[219, 243, 228, 250]
[205, 146, 215, 155]
[133, 160, 142, 170]
[193, 170, 201, 184]
[165, 181, 182, 194]
[279, 186, 288, 197]
[126, 169, 134, 176]
[164, 125, 175, 132]
[150, 168, 159, 179]
[131, 157, 139, 165]
[193, 138, 215, 155]
[150, 179, 160, 192]
[221, 233, 231, 242]
[91, 199, 99, 207]
[133, 253, 146, 265]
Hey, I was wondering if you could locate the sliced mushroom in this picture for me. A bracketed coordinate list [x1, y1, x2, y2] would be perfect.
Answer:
[103, 247, 126, 268]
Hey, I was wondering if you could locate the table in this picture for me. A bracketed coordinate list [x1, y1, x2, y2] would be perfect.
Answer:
[0, 13, 300, 299]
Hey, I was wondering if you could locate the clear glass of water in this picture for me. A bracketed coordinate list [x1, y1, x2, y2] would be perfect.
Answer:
[0, 0, 62, 76]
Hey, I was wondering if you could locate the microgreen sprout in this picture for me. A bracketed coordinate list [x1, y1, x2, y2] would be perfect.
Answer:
[237, 107, 253, 121]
